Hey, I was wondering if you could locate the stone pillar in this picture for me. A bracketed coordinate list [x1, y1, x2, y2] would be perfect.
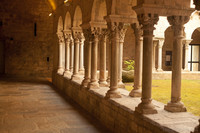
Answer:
[88, 27, 100, 89]
[99, 29, 108, 87]
[107, 39, 111, 84]
[79, 33, 85, 74]
[105, 22, 127, 98]
[71, 32, 81, 81]
[63, 32, 72, 77]
[135, 14, 159, 114]
[152, 40, 157, 72]
[70, 38, 74, 72]
[157, 39, 164, 72]
[164, 16, 190, 112]
[57, 32, 65, 74]
[183, 40, 191, 71]
[129, 24, 143, 97]
[81, 29, 92, 88]
[118, 28, 127, 88]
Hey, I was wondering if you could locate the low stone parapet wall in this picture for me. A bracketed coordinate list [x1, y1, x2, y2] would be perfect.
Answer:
[52, 72, 199, 133]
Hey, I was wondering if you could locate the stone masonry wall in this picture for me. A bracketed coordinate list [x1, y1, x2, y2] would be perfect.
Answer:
[0, 0, 53, 77]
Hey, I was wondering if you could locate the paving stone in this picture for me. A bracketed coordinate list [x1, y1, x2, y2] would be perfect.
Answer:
[0, 78, 110, 133]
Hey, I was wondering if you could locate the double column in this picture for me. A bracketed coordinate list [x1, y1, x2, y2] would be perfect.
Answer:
[129, 23, 143, 97]
[164, 16, 190, 112]
[63, 31, 72, 77]
[105, 22, 127, 98]
[135, 14, 159, 114]
[88, 27, 101, 89]
[57, 32, 65, 74]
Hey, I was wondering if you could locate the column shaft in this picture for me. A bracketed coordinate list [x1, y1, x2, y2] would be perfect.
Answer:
[82, 30, 92, 88]
[79, 35, 85, 73]
[183, 40, 190, 71]
[70, 39, 74, 72]
[64, 36, 71, 77]
[71, 37, 81, 80]
[157, 39, 164, 72]
[129, 24, 142, 97]
[88, 32, 99, 89]
[57, 33, 65, 74]
[118, 41, 125, 88]
[152, 41, 156, 72]
[99, 33, 108, 87]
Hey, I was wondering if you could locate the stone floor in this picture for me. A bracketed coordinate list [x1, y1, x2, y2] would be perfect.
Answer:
[0, 77, 111, 133]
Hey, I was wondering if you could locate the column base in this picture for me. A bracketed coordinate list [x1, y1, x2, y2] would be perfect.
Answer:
[57, 68, 64, 75]
[81, 78, 90, 88]
[135, 100, 157, 114]
[63, 71, 72, 78]
[71, 74, 81, 81]
[164, 101, 187, 112]
[192, 119, 200, 133]
[152, 68, 156, 72]
[88, 81, 99, 89]
[99, 80, 108, 87]
[129, 89, 141, 97]
[105, 90, 121, 99]
[156, 69, 163, 72]
[183, 69, 190, 72]
[79, 69, 85, 75]
[118, 81, 125, 88]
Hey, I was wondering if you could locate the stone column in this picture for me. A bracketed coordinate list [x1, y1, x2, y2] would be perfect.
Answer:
[88, 27, 100, 89]
[183, 40, 191, 71]
[70, 38, 74, 72]
[105, 22, 127, 98]
[152, 40, 157, 72]
[81, 29, 92, 88]
[118, 28, 127, 88]
[164, 16, 190, 112]
[71, 32, 81, 81]
[79, 33, 85, 74]
[135, 14, 159, 114]
[129, 24, 143, 97]
[107, 39, 111, 84]
[63, 32, 72, 77]
[57, 32, 65, 74]
[157, 39, 164, 72]
[99, 29, 108, 87]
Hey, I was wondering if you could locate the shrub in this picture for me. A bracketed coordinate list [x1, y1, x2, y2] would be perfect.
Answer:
[124, 60, 135, 71]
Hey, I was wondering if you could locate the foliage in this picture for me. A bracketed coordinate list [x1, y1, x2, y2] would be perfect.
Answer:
[125, 80, 200, 116]
[124, 60, 135, 71]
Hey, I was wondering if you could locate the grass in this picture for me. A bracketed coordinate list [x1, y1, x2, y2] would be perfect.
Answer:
[125, 80, 200, 116]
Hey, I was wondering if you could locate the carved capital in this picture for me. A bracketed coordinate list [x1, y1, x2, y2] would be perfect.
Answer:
[158, 39, 164, 48]
[167, 16, 189, 38]
[57, 32, 65, 44]
[131, 23, 143, 40]
[137, 14, 159, 37]
[107, 22, 128, 43]
[63, 31, 72, 42]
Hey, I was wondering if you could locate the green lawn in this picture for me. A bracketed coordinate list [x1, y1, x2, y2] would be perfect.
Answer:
[125, 80, 200, 116]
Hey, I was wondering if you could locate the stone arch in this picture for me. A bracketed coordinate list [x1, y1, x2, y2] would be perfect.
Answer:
[64, 12, 72, 30]
[57, 16, 64, 32]
[73, 6, 82, 27]
[191, 27, 200, 44]
[91, 0, 107, 22]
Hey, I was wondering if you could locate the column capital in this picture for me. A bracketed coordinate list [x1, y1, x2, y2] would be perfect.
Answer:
[157, 38, 164, 48]
[107, 22, 129, 43]
[57, 32, 65, 44]
[137, 13, 159, 37]
[131, 23, 143, 40]
[167, 16, 190, 38]
[63, 31, 72, 42]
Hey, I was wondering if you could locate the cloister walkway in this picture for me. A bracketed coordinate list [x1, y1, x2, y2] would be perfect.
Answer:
[0, 76, 110, 133]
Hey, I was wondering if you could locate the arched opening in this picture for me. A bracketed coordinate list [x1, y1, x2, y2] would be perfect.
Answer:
[189, 28, 200, 71]
[73, 6, 82, 27]
[91, 0, 107, 22]
[64, 12, 71, 30]
[57, 16, 64, 33]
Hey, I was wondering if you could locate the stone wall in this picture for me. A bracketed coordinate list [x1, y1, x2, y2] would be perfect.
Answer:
[0, 0, 53, 77]
[52, 73, 199, 133]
